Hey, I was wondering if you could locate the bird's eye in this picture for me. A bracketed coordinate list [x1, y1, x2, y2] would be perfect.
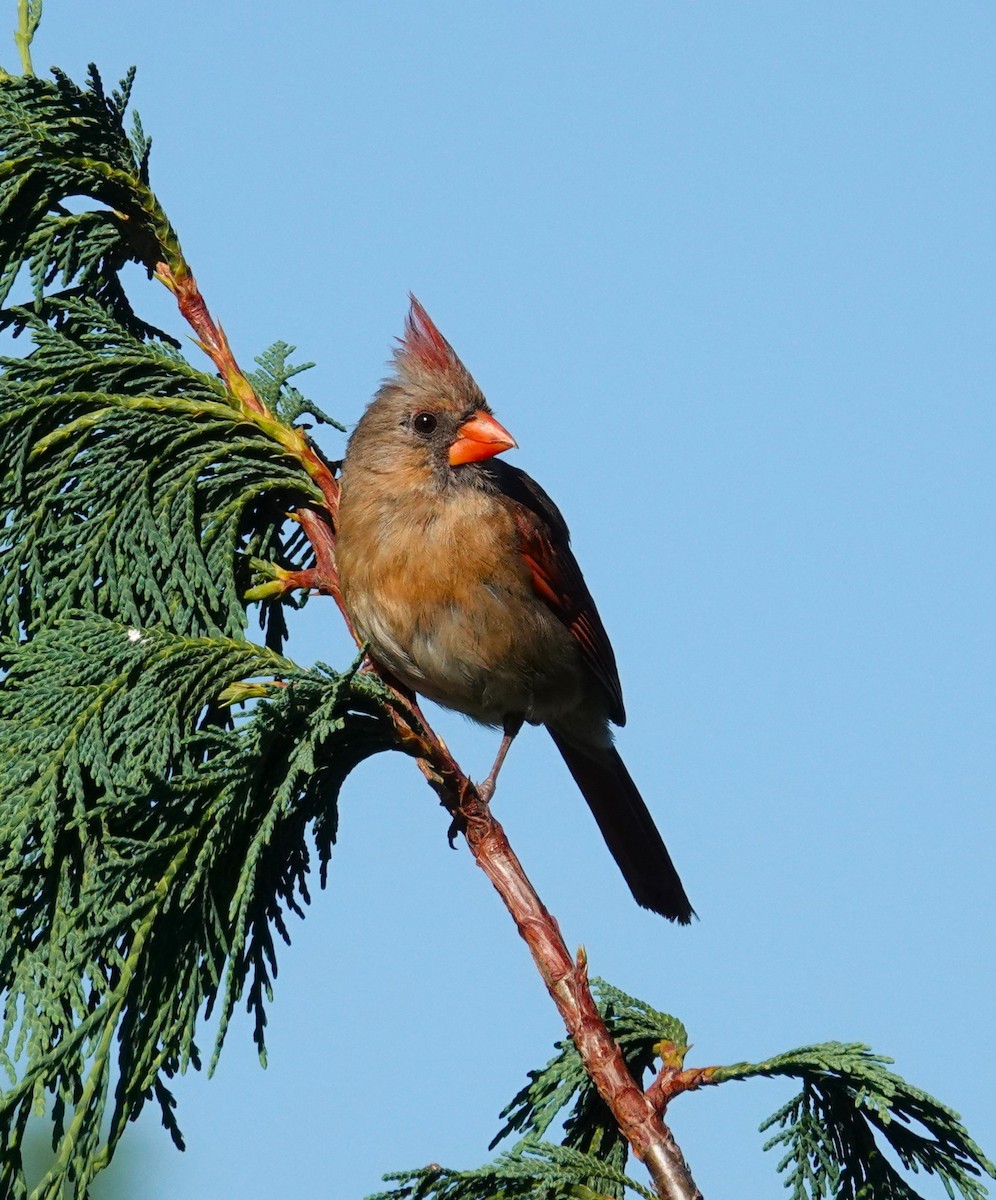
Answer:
[412, 412, 437, 435]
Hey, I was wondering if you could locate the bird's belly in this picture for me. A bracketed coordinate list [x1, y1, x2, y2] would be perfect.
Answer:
[349, 576, 583, 728]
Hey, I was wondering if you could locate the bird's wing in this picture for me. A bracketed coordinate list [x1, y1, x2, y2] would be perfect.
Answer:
[490, 462, 626, 726]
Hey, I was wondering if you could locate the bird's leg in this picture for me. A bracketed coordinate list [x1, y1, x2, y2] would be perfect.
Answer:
[477, 715, 524, 804]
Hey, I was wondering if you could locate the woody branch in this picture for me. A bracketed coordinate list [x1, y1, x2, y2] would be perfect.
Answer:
[156, 261, 701, 1200]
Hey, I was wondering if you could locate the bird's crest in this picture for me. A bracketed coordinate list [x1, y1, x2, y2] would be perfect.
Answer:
[396, 295, 461, 376]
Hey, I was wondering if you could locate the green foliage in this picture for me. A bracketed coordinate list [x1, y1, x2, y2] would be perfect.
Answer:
[0, 299, 325, 648]
[11, 1, 42, 75]
[369, 1139, 657, 1200]
[248, 340, 346, 433]
[493, 980, 687, 1187]
[718, 1043, 995, 1200]
[0, 39, 402, 1200]
[0, 63, 178, 330]
[374, 989, 993, 1200]
[372, 983, 685, 1200]
[0, 617, 396, 1198]
[0, 19, 992, 1200]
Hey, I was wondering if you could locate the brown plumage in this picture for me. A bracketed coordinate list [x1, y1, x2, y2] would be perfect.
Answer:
[336, 298, 693, 922]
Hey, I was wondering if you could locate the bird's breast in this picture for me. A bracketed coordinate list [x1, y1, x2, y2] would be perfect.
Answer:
[337, 485, 584, 726]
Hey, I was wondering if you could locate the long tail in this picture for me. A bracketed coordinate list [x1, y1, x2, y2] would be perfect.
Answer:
[549, 731, 694, 923]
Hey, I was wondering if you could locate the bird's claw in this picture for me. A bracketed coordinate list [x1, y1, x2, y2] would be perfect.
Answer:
[446, 813, 467, 847]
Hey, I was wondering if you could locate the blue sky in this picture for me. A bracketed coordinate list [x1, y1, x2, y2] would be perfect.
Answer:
[20, 3, 996, 1197]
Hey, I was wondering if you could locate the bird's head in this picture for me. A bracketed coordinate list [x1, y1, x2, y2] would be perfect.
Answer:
[345, 297, 517, 484]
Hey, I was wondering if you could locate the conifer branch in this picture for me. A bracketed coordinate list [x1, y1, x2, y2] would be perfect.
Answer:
[4, 36, 989, 1200]
[646, 1070, 716, 1114]
[13, 0, 39, 76]
[149, 146, 701, 1200]
[457, 795, 700, 1199]
[154, 262, 269, 416]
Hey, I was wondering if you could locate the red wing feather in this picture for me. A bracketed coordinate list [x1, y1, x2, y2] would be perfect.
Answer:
[510, 502, 626, 726]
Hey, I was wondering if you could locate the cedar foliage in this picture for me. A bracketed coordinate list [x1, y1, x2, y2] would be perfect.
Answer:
[0, 10, 992, 1200]
[0, 32, 400, 1199]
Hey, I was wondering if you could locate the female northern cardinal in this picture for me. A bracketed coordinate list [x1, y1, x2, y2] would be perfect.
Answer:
[336, 298, 693, 923]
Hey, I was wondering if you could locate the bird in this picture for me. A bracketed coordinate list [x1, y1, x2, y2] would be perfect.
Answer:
[335, 297, 693, 923]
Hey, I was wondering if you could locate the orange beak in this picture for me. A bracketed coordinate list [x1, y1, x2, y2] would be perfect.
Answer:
[448, 409, 518, 466]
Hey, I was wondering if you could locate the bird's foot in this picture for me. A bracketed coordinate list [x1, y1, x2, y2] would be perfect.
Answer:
[473, 717, 523, 808]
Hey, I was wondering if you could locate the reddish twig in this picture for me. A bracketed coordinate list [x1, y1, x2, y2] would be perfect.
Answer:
[156, 262, 266, 415]
[646, 1056, 719, 1114]
[155, 261, 340, 513]
[157, 263, 702, 1200]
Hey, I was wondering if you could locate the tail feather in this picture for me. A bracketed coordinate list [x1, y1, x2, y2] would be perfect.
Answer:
[549, 731, 694, 923]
